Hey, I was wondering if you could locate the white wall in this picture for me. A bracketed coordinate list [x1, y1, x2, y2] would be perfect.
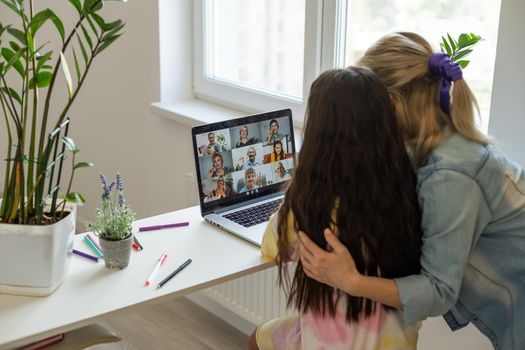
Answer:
[488, 0, 525, 166]
[69, 0, 198, 224]
[0, 1, 197, 223]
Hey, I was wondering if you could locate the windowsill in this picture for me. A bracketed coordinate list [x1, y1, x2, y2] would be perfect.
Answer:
[151, 98, 304, 129]
[150, 99, 247, 127]
[151, 98, 304, 148]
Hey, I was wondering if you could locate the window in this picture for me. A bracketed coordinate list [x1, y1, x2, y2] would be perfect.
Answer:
[194, 0, 501, 131]
[339, 0, 501, 133]
[194, 0, 320, 120]
[206, 0, 305, 99]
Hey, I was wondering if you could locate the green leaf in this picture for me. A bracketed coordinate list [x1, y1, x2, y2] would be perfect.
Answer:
[7, 27, 25, 44]
[29, 9, 65, 42]
[454, 34, 481, 51]
[458, 33, 469, 48]
[26, 30, 34, 55]
[85, 14, 99, 37]
[80, 24, 93, 50]
[9, 40, 20, 52]
[101, 22, 125, 42]
[104, 19, 124, 32]
[451, 49, 473, 62]
[36, 50, 53, 72]
[83, 0, 104, 13]
[1, 47, 25, 77]
[441, 36, 451, 56]
[457, 60, 470, 69]
[75, 32, 89, 63]
[28, 71, 53, 88]
[61, 136, 77, 152]
[64, 192, 86, 205]
[49, 11, 65, 42]
[0, 86, 22, 105]
[31, 41, 50, 58]
[59, 51, 74, 98]
[468, 33, 482, 45]
[0, 0, 22, 15]
[72, 48, 81, 81]
[96, 34, 121, 56]
[90, 13, 106, 30]
[68, 0, 82, 14]
[74, 161, 94, 170]
[447, 33, 457, 52]
[0, 23, 8, 37]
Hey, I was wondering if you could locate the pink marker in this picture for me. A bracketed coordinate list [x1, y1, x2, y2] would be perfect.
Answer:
[145, 253, 168, 287]
[86, 232, 102, 252]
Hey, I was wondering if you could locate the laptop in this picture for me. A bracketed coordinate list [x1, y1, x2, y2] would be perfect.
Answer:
[191, 109, 296, 246]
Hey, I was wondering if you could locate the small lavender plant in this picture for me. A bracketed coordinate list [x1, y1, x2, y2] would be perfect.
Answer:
[87, 173, 135, 241]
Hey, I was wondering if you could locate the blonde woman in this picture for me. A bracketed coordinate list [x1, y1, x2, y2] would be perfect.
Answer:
[236, 125, 257, 148]
[239, 168, 262, 193]
[297, 32, 525, 350]
[207, 152, 225, 179]
[213, 176, 230, 199]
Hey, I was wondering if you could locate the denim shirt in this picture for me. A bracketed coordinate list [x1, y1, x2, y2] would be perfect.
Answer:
[394, 133, 525, 350]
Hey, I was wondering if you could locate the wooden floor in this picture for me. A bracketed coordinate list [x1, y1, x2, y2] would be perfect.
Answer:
[88, 297, 248, 350]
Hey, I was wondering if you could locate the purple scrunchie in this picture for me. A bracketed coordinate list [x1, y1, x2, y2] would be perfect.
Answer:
[428, 52, 463, 116]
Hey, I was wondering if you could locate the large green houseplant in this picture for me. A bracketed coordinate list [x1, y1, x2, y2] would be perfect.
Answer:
[0, 0, 125, 295]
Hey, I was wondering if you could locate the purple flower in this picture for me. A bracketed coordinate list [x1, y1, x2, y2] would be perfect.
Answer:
[99, 173, 108, 189]
[99, 172, 115, 201]
[99, 173, 110, 201]
[108, 181, 116, 194]
[116, 172, 125, 205]
[116, 172, 123, 192]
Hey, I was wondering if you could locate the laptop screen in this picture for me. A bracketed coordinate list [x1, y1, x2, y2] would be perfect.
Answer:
[192, 109, 296, 214]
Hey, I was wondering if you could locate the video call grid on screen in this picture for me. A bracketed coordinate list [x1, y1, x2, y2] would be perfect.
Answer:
[192, 110, 295, 209]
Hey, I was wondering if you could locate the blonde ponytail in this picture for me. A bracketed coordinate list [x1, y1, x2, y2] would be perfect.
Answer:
[449, 80, 488, 145]
[357, 32, 490, 167]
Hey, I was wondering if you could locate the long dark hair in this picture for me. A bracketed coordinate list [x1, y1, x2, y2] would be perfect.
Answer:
[277, 67, 422, 322]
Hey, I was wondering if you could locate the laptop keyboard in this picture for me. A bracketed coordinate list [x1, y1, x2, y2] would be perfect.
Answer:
[224, 198, 283, 227]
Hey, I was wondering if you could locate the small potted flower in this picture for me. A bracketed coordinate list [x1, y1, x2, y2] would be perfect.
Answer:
[87, 173, 135, 270]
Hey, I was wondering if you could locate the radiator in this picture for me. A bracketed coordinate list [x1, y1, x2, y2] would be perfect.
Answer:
[200, 267, 291, 325]
[185, 173, 291, 327]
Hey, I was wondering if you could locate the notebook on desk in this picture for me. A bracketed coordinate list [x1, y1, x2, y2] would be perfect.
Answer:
[191, 109, 296, 246]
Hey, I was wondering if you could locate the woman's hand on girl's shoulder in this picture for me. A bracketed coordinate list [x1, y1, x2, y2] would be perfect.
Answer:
[298, 229, 360, 295]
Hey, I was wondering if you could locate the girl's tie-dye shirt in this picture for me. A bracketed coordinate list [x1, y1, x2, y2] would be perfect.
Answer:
[257, 212, 420, 350]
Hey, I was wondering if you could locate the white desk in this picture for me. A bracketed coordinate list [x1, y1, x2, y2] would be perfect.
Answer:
[0, 205, 272, 349]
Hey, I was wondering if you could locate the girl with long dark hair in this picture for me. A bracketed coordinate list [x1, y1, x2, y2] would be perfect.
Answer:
[249, 67, 422, 349]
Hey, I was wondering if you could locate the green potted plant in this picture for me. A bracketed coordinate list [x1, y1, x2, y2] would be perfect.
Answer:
[0, 0, 125, 295]
[87, 173, 135, 270]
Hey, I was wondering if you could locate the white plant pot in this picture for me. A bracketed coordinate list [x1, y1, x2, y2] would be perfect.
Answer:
[0, 204, 76, 296]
